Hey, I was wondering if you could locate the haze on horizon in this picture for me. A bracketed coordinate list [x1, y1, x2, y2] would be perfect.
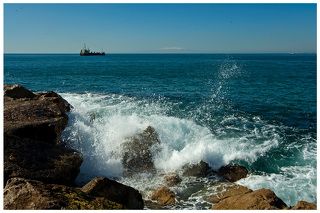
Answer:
[4, 4, 317, 54]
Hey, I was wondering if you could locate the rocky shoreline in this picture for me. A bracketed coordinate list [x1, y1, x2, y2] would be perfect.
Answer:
[3, 84, 317, 210]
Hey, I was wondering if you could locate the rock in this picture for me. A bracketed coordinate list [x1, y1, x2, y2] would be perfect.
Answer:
[4, 86, 71, 144]
[206, 183, 252, 204]
[164, 174, 182, 187]
[81, 177, 144, 209]
[4, 177, 123, 210]
[182, 160, 211, 177]
[150, 186, 176, 206]
[4, 134, 82, 186]
[291, 201, 317, 210]
[217, 164, 248, 182]
[212, 188, 287, 210]
[122, 126, 161, 174]
[4, 84, 36, 99]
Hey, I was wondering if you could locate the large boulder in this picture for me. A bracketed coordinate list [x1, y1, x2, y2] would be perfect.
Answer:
[4, 85, 81, 186]
[4, 134, 82, 186]
[81, 177, 144, 209]
[217, 164, 248, 182]
[121, 126, 161, 174]
[150, 186, 176, 206]
[4, 85, 71, 144]
[206, 183, 252, 204]
[4, 178, 123, 210]
[212, 188, 287, 210]
[291, 201, 317, 210]
[182, 160, 211, 177]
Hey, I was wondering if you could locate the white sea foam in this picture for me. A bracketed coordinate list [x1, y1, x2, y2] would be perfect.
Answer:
[60, 91, 316, 207]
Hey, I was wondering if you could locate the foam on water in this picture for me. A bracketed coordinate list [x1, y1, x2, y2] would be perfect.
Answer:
[60, 90, 316, 207]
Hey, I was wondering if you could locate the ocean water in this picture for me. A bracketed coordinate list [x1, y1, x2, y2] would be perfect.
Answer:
[4, 53, 316, 208]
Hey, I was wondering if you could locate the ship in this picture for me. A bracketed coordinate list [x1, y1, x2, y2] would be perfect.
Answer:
[80, 44, 105, 56]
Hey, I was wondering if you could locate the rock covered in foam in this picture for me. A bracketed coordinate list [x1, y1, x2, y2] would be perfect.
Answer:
[4, 177, 123, 210]
[217, 164, 248, 182]
[121, 126, 161, 174]
[205, 183, 252, 204]
[81, 177, 144, 209]
[212, 188, 287, 210]
[150, 186, 176, 206]
[182, 160, 211, 177]
[164, 174, 182, 187]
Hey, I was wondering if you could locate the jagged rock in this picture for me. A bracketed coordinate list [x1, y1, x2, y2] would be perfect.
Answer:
[4, 134, 82, 186]
[4, 84, 36, 99]
[182, 160, 211, 177]
[212, 188, 287, 210]
[291, 201, 317, 210]
[81, 177, 144, 209]
[150, 186, 176, 206]
[217, 164, 248, 182]
[3, 84, 80, 186]
[4, 85, 71, 144]
[4, 178, 123, 210]
[206, 183, 252, 204]
[164, 174, 182, 187]
[122, 126, 161, 174]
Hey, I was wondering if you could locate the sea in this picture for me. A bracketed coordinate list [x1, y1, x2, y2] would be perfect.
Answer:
[4, 53, 317, 209]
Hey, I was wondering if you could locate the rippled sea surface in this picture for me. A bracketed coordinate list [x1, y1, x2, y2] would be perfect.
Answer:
[4, 53, 316, 208]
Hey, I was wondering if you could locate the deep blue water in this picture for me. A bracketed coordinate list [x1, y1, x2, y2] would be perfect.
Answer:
[4, 53, 317, 207]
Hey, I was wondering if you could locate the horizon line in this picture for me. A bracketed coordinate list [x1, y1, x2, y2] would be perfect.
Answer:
[4, 52, 317, 55]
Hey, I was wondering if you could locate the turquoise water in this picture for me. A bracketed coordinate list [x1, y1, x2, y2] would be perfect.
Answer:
[4, 53, 316, 207]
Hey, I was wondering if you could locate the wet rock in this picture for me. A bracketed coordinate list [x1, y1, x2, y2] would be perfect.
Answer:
[291, 201, 317, 210]
[4, 134, 82, 186]
[217, 164, 248, 182]
[4, 84, 36, 99]
[182, 160, 211, 177]
[122, 126, 161, 174]
[206, 183, 252, 204]
[164, 174, 182, 187]
[212, 188, 287, 210]
[144, 200, 170, 209]
[150, 186, 176, 206]
[81, 177, 144, 209]
[4, 86, 71, 144]
[4, 177, 123, 210]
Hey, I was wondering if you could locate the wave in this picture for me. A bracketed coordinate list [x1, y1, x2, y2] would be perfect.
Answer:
[60, 90, 316, 206]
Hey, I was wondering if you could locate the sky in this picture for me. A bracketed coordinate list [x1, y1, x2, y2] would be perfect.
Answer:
[4, 3, 317, 53]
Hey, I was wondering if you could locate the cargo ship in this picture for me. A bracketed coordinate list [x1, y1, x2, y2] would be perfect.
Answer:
[80, 44, 105, 56]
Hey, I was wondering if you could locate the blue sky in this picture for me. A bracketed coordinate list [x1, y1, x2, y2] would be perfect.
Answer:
[4, 4, 317, 53]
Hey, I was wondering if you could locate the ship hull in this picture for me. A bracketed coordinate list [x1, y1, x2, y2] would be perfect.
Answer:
[80, 53, 105, 56]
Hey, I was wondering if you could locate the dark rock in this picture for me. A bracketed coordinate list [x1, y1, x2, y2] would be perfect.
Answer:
[81, 177, 144, 209]
[217, 164, 248, 182]
[4, 134, 82, 186]
[164, 174, 182, 187]
[122, 126, 161, 174]
[291, 201, 317, 210]
[4, 87, 71, 144]
[4, 84, 36, 99]
[212, 188, 287, 210]
[150, 186, 176, 206]
[4, 178, 123, 210]
[182, 160, 211, 177]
